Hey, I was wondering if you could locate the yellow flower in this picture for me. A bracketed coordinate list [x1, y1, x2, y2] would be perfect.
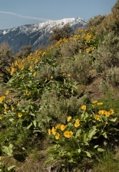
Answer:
[33, 72, 37, 77]
[98, 110, 112, 117]
[80, 105, 86, 111]
[109, 109, 114, 115]
[94, 114, 100, 121]
[55, 124, 61, 129]
[10, 67, 16, 75]
[48, 129, 52, 135]
[74, 119, 80, 128]
[86, 47, 94, 53]
[0, 96, 5, 103]
[84, 33, 92, 42]
[67, 116, 72, 122]
[104, 111, 111, 117]
[92, 100, 98, 104]
[97, 102, 103, 106]
[17, 113, 23, 118]
[60, 124, 67, 131]
[51, 127, 56, 135]
[55, 133, 60, 140]
[5, 90, 9, 95]
[64, 131, 73, 138]
[98, 110, 105, 115]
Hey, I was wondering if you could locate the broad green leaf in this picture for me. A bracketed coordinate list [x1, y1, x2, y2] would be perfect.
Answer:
[81, 112, 89, 121]
[88, 126, 97, 140]
[83, 133, 89, 145]
[85, 151, 92, 158]
[97, 148, 105, 152]
[94, 145, 99, 149]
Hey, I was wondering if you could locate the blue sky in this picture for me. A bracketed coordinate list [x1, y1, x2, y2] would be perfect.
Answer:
[0, 0, 117, 29]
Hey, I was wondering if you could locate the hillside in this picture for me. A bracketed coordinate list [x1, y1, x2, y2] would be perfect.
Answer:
[0, 1, 119, 172]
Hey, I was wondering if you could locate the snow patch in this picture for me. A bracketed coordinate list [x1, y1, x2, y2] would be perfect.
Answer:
[3, 30, 8, 35]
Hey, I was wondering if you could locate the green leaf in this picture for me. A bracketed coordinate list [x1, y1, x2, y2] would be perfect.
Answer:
[27, 122, 32, 129]
[88, 126, 97, 140]
[77, 148, 81, 154]
[9, 118, 14, 122]
[85, 151, 92, 158]
[75, 129, 81, 138]
[94, 145, 99, 149]
[109, 118, 117, 122]
[81, 112, 89, 121]
[97, 148, 105, 152]
[83, 133, 89, 145]
[102, 132, 108, 138]
[2, 144, 13, 156]
[33, 120, 37, 127]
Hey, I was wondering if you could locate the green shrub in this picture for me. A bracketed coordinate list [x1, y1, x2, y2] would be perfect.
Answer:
[60, 41, 79, 57]
[50, 24, 73, 42]
[0, 43, 14, 82]
[88, 15, 105, 28]
[93, 32, 119, 73]
[104, 67, 119, 86]
[70, 54, 92, 84]
[36, 90, 66, 132]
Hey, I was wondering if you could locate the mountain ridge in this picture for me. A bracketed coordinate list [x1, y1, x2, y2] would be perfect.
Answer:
[0, 17, 86, 52]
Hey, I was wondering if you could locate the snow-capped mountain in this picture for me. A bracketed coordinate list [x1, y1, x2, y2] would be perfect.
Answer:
[0, 18, 86, 52]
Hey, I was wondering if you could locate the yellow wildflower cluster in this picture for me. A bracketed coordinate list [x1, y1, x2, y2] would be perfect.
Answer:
[98, 109, 114, 117]
[8, 27, 96, 76]
[9, 50, 47, 75]
[94, 109, 114, 121]
[55, 38, 69, 47]
[84, 33, 93, 42]
[48, 116, 81, 140]
[54, 28, 96, 54]
[48, 126, 61, 140]
[48, 124, 73, 140]
[90, 100, 115, 120]
[76, 28, 95, 41]
[85, 47, 95, 54]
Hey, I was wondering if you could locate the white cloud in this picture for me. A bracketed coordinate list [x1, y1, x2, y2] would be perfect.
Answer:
[0, 10, 50, 21]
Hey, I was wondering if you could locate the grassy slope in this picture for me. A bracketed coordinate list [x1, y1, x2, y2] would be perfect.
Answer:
[0, 1, 119, 171]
